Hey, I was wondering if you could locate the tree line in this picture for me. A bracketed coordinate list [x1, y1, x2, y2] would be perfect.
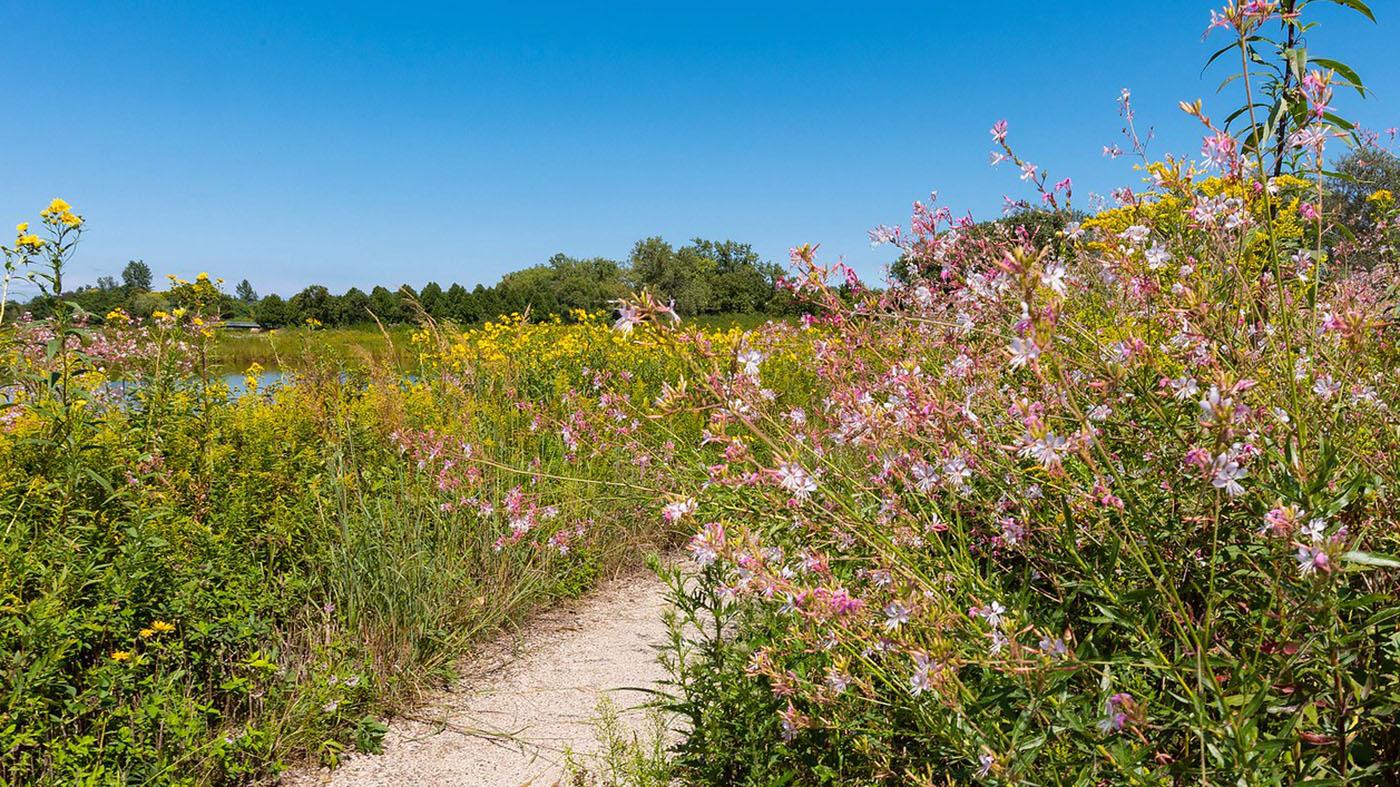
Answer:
[9, 144, 1396, 327]
[9, 236, 801, 327]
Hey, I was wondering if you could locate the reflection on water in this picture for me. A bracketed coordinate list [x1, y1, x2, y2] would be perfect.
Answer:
[70, 368, 413, 405]
[99, 370, 289, 401]
[221, 369, 286, 397]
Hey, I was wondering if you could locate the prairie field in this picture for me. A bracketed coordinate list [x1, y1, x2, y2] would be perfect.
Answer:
[212, 326, 417, 374]
[4, 2, 1400, 785]
[209, 314, 779, 375]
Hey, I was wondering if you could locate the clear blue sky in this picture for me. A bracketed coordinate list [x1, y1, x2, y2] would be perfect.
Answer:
[2, 1, 1394, 298]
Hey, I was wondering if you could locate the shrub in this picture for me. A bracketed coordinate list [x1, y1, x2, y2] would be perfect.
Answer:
[0, 221, 689, 782]
[635, 4, 1400, 782]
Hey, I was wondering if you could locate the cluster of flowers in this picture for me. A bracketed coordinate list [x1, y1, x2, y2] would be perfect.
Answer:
[389, 427, 578, 554]
[623, 109, 1400, 779]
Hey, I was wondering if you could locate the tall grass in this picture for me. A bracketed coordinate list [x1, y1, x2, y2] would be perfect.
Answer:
[0, 264, 685, 782]
[212, 325, 415, 374]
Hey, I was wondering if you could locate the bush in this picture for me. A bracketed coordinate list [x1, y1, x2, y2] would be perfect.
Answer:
[630, 6, 1400, 782]
[0, 219, 690, 782]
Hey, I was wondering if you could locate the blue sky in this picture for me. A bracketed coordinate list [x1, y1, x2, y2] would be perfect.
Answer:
[2, 1, 1394, 298]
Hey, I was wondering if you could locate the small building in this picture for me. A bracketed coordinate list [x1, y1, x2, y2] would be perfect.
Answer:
[220, 320, 264, 333]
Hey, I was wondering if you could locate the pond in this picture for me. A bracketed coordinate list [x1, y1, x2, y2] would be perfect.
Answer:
[221, 368, 287, 396]
[96, 370, 289, 401]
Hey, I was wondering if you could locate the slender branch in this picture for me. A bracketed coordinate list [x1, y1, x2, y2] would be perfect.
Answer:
[1272, 0, 1301, 177]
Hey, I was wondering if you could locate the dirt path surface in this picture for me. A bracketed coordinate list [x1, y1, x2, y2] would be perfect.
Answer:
[285, 570, 672, 787]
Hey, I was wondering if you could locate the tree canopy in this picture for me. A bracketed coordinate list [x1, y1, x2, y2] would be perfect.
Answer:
[14, 236, 798, 328]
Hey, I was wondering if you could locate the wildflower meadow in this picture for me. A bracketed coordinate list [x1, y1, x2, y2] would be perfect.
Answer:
[3, 1, 1400, 784]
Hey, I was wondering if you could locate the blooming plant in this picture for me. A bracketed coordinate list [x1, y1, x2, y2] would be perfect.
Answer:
[628, 3, 1400, 782]
[3, 2, 1399, 784]
[0, 225, 697, 781]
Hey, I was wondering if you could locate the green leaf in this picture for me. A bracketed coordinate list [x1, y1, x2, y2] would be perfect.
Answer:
[82, 467, 114, 495]
[1320, 111, 1356, 131]
[1341, 551, 1400, 569]
[1283, 47, 1308, 81]
[1217, 73, 1247, 94]
[1322, 0, 1375, 23]
[1310, 57, 1366, 94]
[1203, 42, 1240, 71]
[1223, 102, 1270, 129]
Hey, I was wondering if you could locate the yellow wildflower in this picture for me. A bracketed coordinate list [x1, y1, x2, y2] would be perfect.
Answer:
[151, 619, 175, 633]
[139, 628, 155, 639]
[15, 222, 27, 234]
[111, 650, 132, 662]
[1367, 189, 1394, 208]
[38, 199, 81, 227]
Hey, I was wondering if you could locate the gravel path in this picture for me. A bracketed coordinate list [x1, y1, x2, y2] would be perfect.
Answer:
[284, 569, 673, 787]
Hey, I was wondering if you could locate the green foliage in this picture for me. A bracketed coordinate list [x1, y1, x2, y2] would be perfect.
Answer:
[289, 285, 334, 325]
[628, 237, 786, 317]
[335, 286, 369, 325]
[122, 260, 153, 292]
[367, 286, 404, 324]
[10, 234, 794, 333]
[1326, 143, 1400, 268]
[233, 279, 257, 305]
[253, 293, 292, 327]
[891, 208, 1085, 285]
[1203, 0, 1374, 174]
[563, 696, 674, 787]
[0, 221, 690, 782]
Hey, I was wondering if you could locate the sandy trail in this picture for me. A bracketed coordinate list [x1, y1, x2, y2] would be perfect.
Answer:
[285, 569, 672, 787]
